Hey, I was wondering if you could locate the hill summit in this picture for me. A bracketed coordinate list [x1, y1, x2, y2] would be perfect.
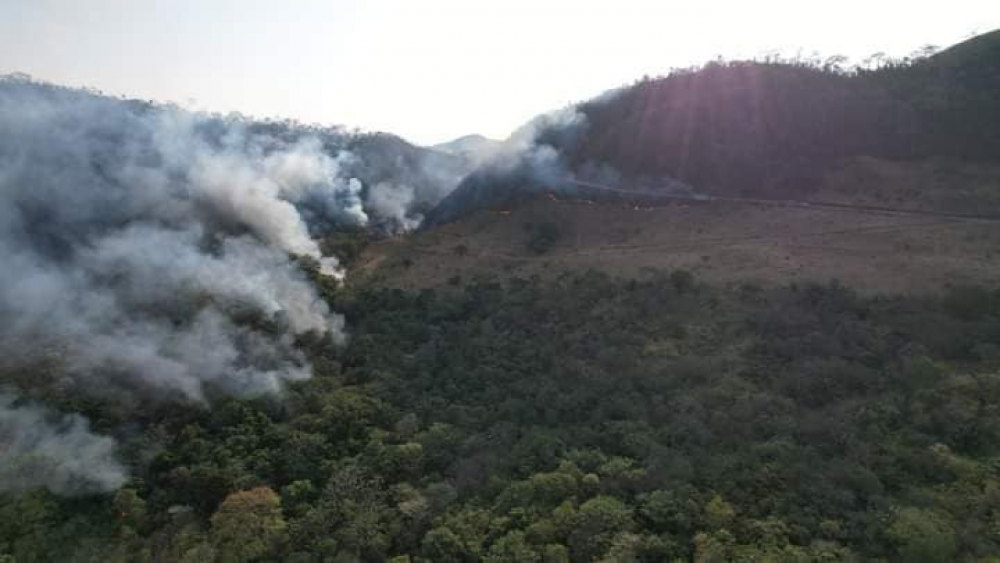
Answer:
[427, 30, 1000, 225]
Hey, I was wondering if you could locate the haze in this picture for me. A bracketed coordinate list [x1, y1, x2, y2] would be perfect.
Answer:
[2, 0, 999, 144]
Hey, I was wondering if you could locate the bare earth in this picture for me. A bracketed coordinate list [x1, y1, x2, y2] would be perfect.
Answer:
[353, 196, 1000, 294]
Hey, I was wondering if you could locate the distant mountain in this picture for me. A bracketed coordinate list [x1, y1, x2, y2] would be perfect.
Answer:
[431, 134, 503, 158]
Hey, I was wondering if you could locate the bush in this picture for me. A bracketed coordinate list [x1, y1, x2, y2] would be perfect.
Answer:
[526, 222, 561, 254]
[670, 269, 696, 293]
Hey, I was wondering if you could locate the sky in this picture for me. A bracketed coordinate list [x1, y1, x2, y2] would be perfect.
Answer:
[2, 0, 999, 145]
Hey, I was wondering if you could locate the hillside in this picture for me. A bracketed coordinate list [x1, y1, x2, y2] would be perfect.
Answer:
[354, 191, 1000, 295]
[358, 151, 1000, 294]
[567, 31, 1000, 195]
[426, 30, 1000, 225]
[925, 28, 1000, 82]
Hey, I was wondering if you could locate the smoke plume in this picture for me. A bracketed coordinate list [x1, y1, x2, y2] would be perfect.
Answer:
[348, 133, 471, 232]
[366, 182, 423, 233]
[423, 107, 591, 225]
[0, 76, 364, 403]
[0, 392, 128, 495]
[0, 74, 482, 495]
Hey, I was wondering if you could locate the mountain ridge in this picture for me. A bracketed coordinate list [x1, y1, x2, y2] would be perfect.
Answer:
[424, 29, 1000, 227]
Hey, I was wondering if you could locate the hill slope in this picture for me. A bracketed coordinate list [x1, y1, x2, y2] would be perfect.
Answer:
[354, 185, 1000, 295]
[567, 30, 1000, 195]
[427, 30, 1000, 225]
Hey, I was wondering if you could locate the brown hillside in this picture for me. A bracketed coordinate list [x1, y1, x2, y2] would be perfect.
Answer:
[352, 159, 1000, 293]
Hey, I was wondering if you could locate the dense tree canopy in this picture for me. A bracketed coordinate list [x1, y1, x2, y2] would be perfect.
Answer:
[3, 267, 1000, 561]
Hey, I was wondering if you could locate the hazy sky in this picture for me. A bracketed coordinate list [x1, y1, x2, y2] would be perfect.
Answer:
[2, 1, 999, 144]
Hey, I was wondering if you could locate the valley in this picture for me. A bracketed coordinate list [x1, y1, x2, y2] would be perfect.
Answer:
[3, 19, 1000, 563]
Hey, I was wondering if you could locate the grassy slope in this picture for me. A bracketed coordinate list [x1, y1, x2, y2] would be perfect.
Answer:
[354, 153, 1000, 294]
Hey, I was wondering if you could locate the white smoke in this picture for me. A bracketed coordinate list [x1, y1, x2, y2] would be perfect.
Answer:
[0, 74, 482, 497]
[366, 182, 422, 233]
[0, 392, 128, 495]
[422, 107, 591, 225]
[472, 106, 588, 172]
[152, 113, 368, 277]
[0, 76, 355, 404]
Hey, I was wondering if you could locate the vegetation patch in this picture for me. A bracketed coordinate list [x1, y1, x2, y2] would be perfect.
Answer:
[5, 271, 1000, 561]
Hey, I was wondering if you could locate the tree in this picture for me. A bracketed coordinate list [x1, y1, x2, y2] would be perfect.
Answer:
[542, 543, 570, 563]
[887, 507, 957, 563]
[421, 527, 468, 563]
[484, 531, 541, 563]
[568, 496, 635, 561]
[669, 269, 696, 293]
[526, 222, 561, 254]
[210, 487, 287, 562]
[703, 494, 735, 531]
[638, 488, 701, 536]
[693, 530, 736, 563]
[113, 488, 148, 534]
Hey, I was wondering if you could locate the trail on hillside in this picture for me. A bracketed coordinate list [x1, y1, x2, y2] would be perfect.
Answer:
[409, 218, 960, 260]
[567, 180, 1000, 223]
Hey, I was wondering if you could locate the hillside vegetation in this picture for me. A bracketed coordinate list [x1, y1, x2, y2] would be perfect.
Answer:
[563, 31, 1000, 199]
[358, 189, 1000, 295]
[428, 31, 1000, 226]
[5, 271, 1000, 561]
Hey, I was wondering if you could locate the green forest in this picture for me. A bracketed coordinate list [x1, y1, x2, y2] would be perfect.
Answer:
[4, 268, 1000, 562]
